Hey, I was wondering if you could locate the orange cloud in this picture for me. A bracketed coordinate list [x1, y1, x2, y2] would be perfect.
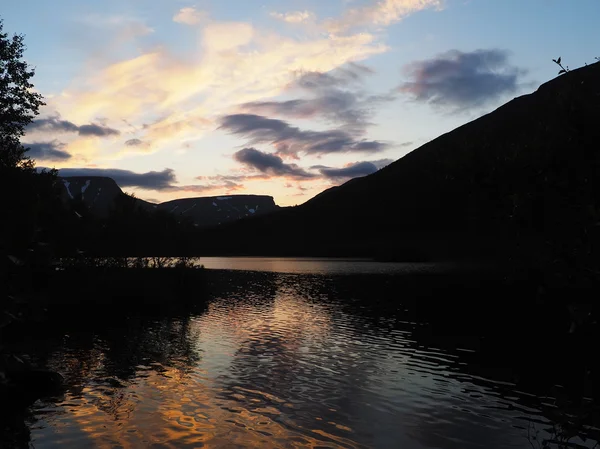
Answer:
[45, 1, 437, 170]
[328, 0, 442, 33]
[51, 22, 386, 160]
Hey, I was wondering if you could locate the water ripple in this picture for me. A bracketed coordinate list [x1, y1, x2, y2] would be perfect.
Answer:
[17, 270, 600, 448]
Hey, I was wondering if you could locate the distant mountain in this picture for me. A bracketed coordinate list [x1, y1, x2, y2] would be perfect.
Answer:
[200, 61, 600, 262]
[156, 196, 277, 228]
[57, 176, 278, 227]
[58, 177, 127, 218]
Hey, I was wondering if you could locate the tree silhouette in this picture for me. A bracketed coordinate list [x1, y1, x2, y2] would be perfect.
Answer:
[0, 18, 61, 369]
[0, 19, 45, 170]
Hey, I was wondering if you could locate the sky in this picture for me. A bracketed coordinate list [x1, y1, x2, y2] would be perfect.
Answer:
[3, 0, 599, 206]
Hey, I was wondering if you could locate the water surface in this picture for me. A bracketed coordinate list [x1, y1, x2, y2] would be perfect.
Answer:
[15, 260, 600, 448]
[199, 257, 446, 275]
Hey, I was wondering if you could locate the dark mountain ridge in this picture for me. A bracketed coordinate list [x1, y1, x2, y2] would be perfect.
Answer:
[155, 195, 278, 228]
[57, 176, 278, 228]
[198, 61, 600, 263]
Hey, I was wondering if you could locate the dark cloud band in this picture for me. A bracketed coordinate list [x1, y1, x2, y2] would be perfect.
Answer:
[234, 147, 315, 179]
[27, 117, 120, 137]
[220, 113, 388, 156]
[54, 168, 242, 193]
[24, 141, 72, 161]
[55, 168, 175, 190]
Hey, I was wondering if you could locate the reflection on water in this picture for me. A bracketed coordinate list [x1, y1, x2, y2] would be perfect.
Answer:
[21, 271, 600, 448]
[198, 257, 446, 275]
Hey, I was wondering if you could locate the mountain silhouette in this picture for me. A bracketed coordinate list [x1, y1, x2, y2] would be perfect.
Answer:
[199, 61, 600, 261]
[57, 176, 278, 228]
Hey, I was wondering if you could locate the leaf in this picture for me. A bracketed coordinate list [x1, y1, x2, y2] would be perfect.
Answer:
[552, 59, 557, 63]
[559, 69, 566, 74]
[557, 56, 561, 64]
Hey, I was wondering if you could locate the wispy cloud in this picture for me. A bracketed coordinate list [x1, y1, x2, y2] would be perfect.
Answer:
[399, 49, 527, 110]
[74, 14, 154, 49]
[326, 0, 442, 33]
[220, 114, 389, 157]
[270, 10, 315, 24]
[234, 148, 316, 179]
[242, 64, 394, 134]
[173, 7, 207, 25]
[40, 1, 442, 203]
[52, 23, 386, 157]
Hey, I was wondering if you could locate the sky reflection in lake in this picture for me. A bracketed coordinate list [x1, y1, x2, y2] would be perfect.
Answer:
[26, 270, 599, 448]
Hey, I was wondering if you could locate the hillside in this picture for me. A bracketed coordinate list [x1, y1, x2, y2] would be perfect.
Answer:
[57, 177, 277, 227]
[199, 61, 600, 262]
[156, 196, 277, 228]
[58, 177, 139, 218]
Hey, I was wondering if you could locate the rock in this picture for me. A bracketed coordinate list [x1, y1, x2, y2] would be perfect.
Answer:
[1, 367, 64, 409]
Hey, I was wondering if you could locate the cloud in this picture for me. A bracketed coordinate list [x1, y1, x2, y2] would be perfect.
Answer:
[78, 124, 120, 137]
[326, 0, 442, 33]
[27, 116, 120, 137]
[220, 114, 388, 157]
[44, 2, 434, 170]
[124, 138, 152, 150]
[52, 24, 386, 151]
[315, 158, 393, 179]
[233, 148, 315, 179]
[294, 63, 374, 90]
[189, 177, 245, 192]
[173, 7, 207, 25]
[242, 64, 393, 134]
[69, 14, 154, 59]
[270, 11, 315, 24]
[399, 49, 527, 110]
[54, 167, 246, 194]
[24, 141, 72, 161]
[77, 14, 154, 40]
[56, 168, 176, 190]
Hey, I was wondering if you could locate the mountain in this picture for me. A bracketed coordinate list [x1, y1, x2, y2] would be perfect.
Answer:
[58, 177, 128, 218]
[199, 61, 600, 262]
[57, 176, 278, 227]
[155, 196, 278, 228]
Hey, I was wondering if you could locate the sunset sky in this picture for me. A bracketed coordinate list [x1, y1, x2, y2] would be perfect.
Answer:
[3, 0, 598, 205]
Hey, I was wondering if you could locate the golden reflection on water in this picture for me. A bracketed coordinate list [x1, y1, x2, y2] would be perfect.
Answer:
[35, 283, 363, 449]
[28, 272, 577, 449]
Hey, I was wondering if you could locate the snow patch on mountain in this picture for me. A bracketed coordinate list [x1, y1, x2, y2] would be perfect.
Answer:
[182, 203, 197, 214]
[63, 180, 74, 199]
[81, 180, 91, 195]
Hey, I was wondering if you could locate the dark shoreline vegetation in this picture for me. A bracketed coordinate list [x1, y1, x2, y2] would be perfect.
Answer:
[2, 17, 600, 448]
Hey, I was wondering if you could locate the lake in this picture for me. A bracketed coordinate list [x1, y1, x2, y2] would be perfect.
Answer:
[198, 257, 449, 274]
[13, 258, 600, 448]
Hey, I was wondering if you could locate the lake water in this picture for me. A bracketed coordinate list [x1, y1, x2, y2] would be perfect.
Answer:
[16, 259, 599, 448]
[198, 257, 447, 274]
